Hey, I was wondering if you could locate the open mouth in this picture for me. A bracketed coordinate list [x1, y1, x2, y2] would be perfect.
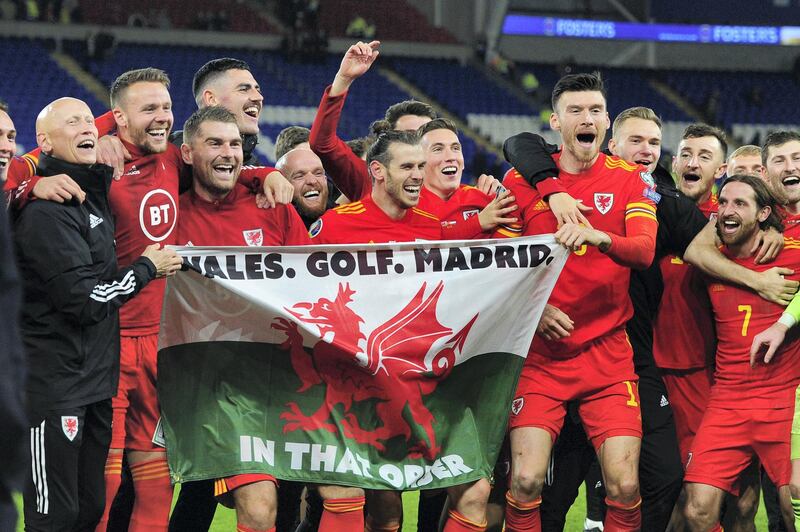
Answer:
[782, 175, 800, 187]
[404, 183, 421, 196]
[720, 218, 740, 234]
[634, 158, 653, 167]
[576, 133, 596, 147]
[147, 128, 167, 141]
[441, 165, 459, 176]
[244, 105, 260, 119]
[302, 189, 322, 202]
[0, 155, 9, 168]
[683, 173, 701, 183]
[212, 163, 235, 176]
[76, 139, 95, 151]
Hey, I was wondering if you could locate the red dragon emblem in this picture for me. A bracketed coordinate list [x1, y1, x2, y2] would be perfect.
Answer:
[271, 282, 478, 459]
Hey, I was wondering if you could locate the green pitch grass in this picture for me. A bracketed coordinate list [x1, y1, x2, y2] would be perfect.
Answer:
[14, 484, 771, 530]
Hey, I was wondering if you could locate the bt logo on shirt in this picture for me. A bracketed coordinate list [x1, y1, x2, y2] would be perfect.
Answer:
[139, 188, 177, 242]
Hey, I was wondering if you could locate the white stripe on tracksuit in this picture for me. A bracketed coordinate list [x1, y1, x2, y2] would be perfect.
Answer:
[30, 421, 49, 514]
[90, 270, 136, 302]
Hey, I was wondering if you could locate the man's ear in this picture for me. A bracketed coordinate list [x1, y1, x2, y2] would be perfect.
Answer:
[758, 205, 772, 224]
[37, 132, 51, 153]
[369, 160, 385, 182]
[202, 90, 217, 107]
[180, 143, 193, 165]
[549, 111, 560, 132]
[714, 162, 728, 180]
[112, 107, 127, 128]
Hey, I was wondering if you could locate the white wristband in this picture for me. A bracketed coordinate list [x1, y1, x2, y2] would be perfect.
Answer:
[778, 312, 796, 329]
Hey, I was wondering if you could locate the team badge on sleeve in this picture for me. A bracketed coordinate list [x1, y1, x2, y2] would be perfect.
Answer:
[511, 397, 524, 415]
[594, 193, 614, 215]
[639, 171, 655, 187]
[61, 416, 79, 441]
[243, 228, 263, 246]
[309, 219, 323, 238]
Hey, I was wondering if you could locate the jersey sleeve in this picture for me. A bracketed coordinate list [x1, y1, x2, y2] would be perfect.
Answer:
[654, 182, 708, 256]
[492, 171, 528, 238]
[502, 132, 565, 198]
[603, 182, 658, 269]
[309, 85, 371, 201]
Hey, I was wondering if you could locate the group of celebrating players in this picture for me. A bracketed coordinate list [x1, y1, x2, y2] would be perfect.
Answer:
[4, 36, 800, 532]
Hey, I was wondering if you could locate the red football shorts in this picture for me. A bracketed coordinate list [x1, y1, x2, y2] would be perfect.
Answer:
[214, 473, 278, 508]
[660, 366, 714, 463]
[684, 406, 792, 494]
[110, 334, 162, 451]
[509, 329, 642, 450]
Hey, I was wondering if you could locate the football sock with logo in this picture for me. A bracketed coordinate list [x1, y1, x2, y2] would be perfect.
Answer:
[504, 491, 541, 531]
[604, 496, 641, 532]
[793, 497, 800, 530]
[443, 508, 487, 531]
[319, 496, 366, 532]
[94, 452, 123, 532]
[129, 457, 173, 532]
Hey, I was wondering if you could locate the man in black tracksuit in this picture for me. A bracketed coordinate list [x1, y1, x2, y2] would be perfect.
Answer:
[14, 97, 180, 532]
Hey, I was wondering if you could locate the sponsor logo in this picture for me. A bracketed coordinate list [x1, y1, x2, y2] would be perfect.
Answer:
[89, 214, 104, 228]
[138, 188, 177, 243]
[152, 417, 166, 448]
[511, 397, 524, 415]
[643, 187, 661, 204]
[640, 171, 655, 187]
[124, 165, 141, 176]
[660, 394, 669, 407]
[534, 200, 549, 211]
[594, 193, 614, 214]
[61, 416, 79, 441]
[243, 228, 263, 246]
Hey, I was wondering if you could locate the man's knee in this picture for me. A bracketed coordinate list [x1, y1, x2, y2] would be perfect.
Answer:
[510, 468, 546, 501]
[684, 487, 720, 530]
[789, 481, 800, 500]
[234, 482, 277, 528]
[448, 479, 491, 518]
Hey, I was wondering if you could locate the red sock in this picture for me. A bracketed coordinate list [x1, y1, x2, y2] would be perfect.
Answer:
[128, 457, 173, 532]
[364, 516, 400, 532]
[604, 496, 642, 532]
[236, 525, 276, 532]
[94, 452, 123, 532]
[504, 491, 541, 532]
[443, 508, 487, 531]
[320, 496, 366, 532]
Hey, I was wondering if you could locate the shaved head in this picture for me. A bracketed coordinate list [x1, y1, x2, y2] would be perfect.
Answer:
[36, 97, 98, 165]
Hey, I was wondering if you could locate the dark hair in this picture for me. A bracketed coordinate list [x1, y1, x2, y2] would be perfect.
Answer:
[762, 130, 800, 165]
[110, 68, 170, 107]
[369, 118, 391, 136]
[418, 117, 459, 138]
[367, 130, 420, 176]
[183, 106, 238, 144]
[192, 58, 252, 102]
[274, 126, 310, 160]
[551, 71, 605, 111]
[718, 174, 783, 232]
[346, 136, 372, 159]
[681, 123, 728, 159]
[384, 100, 436, 130]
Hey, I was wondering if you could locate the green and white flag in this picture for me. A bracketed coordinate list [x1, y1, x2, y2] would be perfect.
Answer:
[158, 236, 567, 490]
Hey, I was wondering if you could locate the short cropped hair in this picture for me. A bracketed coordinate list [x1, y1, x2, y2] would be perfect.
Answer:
[192, 58, 252, 105]
[718, 174, 783, 232]
[274, 126, 310, 160]
[727, 144, 761, 167]
[367, 130, 420, 176]
[110, 67, 170, 107]
[551, 71, 605, 111]
[346, 137, 371, 159]
[0, 100, 8, 113]
[612, 106, 661, 137]
[762, 131, 800, 165]
[418, 117, 459, 138]
[183, 105, 238, 144]
[384, 100, 436, 129]
[682, 123, 728, 159]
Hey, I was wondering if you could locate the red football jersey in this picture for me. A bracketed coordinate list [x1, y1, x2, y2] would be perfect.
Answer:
[178, 183, 310, 246]
[309, 195, 442, 244]
[653, 194, 718, 370]
[420, 184, 491, 240]
[707, 241, 800, 409]
[110, 141, 183, 334]
[779, 207, 800, 239]
[499, 153, 657, 358]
